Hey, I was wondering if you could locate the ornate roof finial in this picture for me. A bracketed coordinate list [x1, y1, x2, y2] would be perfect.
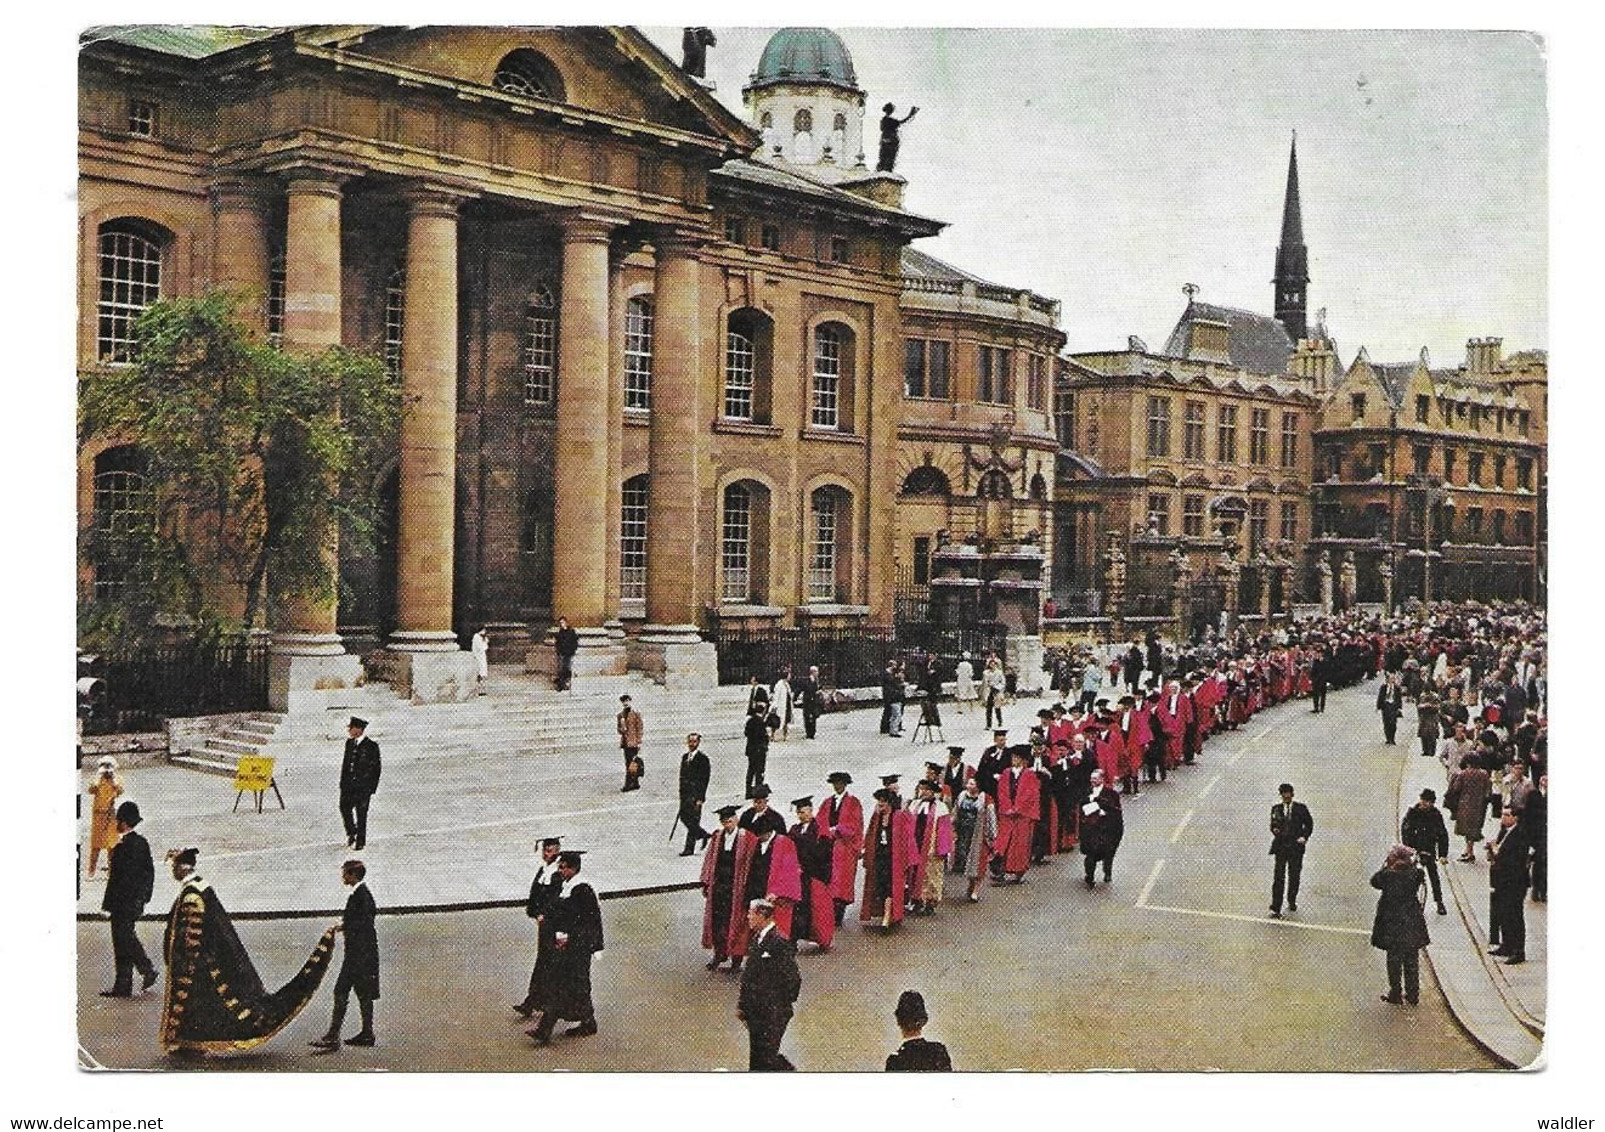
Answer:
[1182, 282, 1200, 302]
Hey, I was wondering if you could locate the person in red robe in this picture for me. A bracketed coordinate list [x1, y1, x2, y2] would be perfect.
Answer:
[1092, 707, 1125, 785]
[1156, 680, 1191, 770]
[818, 772, 863, 926]
[1046, 705, 1075, 758]
[906, 779, 953, 914]
[991, 746, 1040, 882]
[860, 789, 916, 929]
[745, 824, 802, 940]
[1115, 695, 1149, 795]
[786, 797, 835, 951]
[700, 806, 756, 971]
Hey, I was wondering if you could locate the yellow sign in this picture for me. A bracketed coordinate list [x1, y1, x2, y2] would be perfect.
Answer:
[233, 756, 276, 793]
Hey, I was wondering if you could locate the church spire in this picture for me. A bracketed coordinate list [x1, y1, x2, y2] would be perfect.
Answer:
[1273, 132, 1309, 343]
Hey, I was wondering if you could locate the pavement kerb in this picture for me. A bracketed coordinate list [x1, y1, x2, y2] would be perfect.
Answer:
[1398, 741, 1543, 1069]
[77, 880, 704, 924]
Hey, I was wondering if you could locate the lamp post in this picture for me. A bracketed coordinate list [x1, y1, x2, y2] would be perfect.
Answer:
[1414, 475, 1454, 604]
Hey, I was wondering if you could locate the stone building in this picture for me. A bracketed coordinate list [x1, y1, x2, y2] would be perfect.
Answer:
[76, 25, 1065, 705]
[1309, 338, 1547, 606]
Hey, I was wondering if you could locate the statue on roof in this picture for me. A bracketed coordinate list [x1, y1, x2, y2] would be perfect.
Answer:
[876, 103, 919, 173]
[681, 27, 717, 79]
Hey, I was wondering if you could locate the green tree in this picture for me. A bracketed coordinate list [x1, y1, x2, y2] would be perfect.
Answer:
[79, 291, 400, 645]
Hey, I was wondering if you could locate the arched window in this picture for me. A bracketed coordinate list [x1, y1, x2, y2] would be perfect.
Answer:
[383, 267, 405, 378]
[266, 247, 286, 347]
[808, 486, 852, 602]
[624, 296, 654, 411]
[724, 308, 774, 422]
[523, 283, 558, 406]
[1029, 472, 1049, 501]
[97, 220, 167, 362]
[491, 49, 564, 101]
[977, 469, 1013, 500]
[900, 465, 951, 497]
[793, 108, 813, 133]
[722, 482, 753, 603]
[620, 475, 649, 602]
[792, 108, 815, 162]
[830, 111, 848, 158]
[811, 322, 854, 430]
[92, 446, 154, 599]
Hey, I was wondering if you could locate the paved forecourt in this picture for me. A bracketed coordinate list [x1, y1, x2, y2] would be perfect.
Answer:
[79, 680, 1499, 1071]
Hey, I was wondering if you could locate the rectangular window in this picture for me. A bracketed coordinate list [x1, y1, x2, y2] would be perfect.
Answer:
[808, 494, 838, 601]
[1351, 393, 1366, 420]
[1280, 501, 1299, 543]
[724, 327, 755, 420]
[1280, 412, 1299, 467]
[1440, 399, 1453, 426]
[1415, 394, 1430, 424]
[523, 294, 558, 406]
[1413, 445, 1431, 475]
[1492, 510, 1506, 544]
[1146, 396, 1172, 458]
[912, 535, 931, 586]
[904, 338, 927, 399]
[1183, 495, 1205, 537]
[1470, 405, 1483, 431]
[624, 297, 654, 411]
[1515, 511, 1533, 543]
[267, 250, 286, 349]
[927, 340, 951, 400]
[620, 480, 648, 601]
[979, 347, 1012, 405]
[761, 224, 781, 252]
[1517, 457, 1533, 489]
[721, 491, 751, 603]
[811, 326, 842, 429]
[1444, 448, 1458, 483]
[1468, 452, 1484, 485]
[1056, 388, 1076, 448]
[723, 216, 745, 244]
[1517, 412, 1530, 437]
[1249, 499, 1269, 549]
[1493, 455, 1507, 488]
[1216, 405, 1238, 463]
[1466, 507, 1483, 539]
[128, 99, 157, 137]
[1026, 355, 1047, 410]
[1368, 443, 1386, 478]
[1249, 408, 1270, 465]
[1147, 494, 1171, 536]
[829, 235, 849, 264]
[1184, 401, 1206, 460]
[1496, 408, 1505, 433]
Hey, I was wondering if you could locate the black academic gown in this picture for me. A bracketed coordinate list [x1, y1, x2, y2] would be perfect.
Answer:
[537, 880, 604, 1022]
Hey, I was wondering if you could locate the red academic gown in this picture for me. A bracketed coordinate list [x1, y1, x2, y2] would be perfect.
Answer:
[818, 791, 864, 906]
[787, 820, 836, 949]
[701, 827, 758, 958]
[1156, 692, 1191, 769]
[756, 835, 803, 940]
[1296, 649, 1313, 696]
[1117, 710, 1149, 778]
[907, 799, 954, 900]
[992, 766, 1040, 875]
[1047, 718, 1075, 757]
[860, 808, 917, 926]
[1094, 725, 1125, 783]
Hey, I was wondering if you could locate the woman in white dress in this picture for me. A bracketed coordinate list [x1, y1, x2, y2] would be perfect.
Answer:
[952, 652, 977, 714]
[471, 627, 490, 695]
[771, 667, 795, 741]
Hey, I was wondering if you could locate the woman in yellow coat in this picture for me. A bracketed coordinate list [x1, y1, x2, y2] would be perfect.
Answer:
[86, 756, 123, 877]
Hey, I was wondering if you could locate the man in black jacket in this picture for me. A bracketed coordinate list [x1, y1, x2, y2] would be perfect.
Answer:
[1526, 775, 1547, 902]
[676, 733, 713, 856]
[1269, 783, 1314, 917]
[743, 704, 771, 795]
[795, 665, 825, 740]
[100, 801, 158, 997]
[884, 990, 952, 1071]
[1310, 648, 1330, 713]
[528, 851, 605, 1045]
[553, 617, 579, 691]
[1376, 675, 1405, 744]
[311, 860, 380, 1049]
[737, 898, 800, 1071]
[1487, 806, 1530, 964]
[339, 717, 382, 850]
[513, 837, 564, 1017]
[1401, 788, 1450, 914]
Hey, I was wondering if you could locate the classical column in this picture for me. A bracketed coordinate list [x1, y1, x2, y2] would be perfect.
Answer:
[369, 184, 480, 703]
[602, 246, 628, 640]
[209, 177, 273, 335]
[530, 212, 628, 681]
[266, 165, 364, 710]
[630, 230, 718, 687]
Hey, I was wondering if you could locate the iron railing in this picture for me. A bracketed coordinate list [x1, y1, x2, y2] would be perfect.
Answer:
[78, 636, 270, 735]
[707, 621, 1008, 691]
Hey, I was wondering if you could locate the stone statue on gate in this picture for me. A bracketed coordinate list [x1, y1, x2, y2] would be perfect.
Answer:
[1339, 550, 1358, 611]
[877, 103, 920, 172]
[681, 27, 716, 78]
[1317, 556, 1334, 615]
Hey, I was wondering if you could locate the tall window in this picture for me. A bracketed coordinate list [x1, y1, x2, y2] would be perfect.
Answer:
[725, 323, 755, 420]
[620, 476, 649, 601]
[1515, 511, 1533, 543]
[1491, 510, 1506, 544]
[811, 324, 844, 429]
[1413, 445, 1431, 475]
[1147, 494, 1171, 536]
[1444, 447, 1458, 483]
[1468, 452, 1484, 486]
[91, 447, 154, 600]
[1056, 388, 1077, 448]
[912, 535, 932, 585]
[1249, 408, 1270, 465]
[1280, 412, 1299, 467]
[1493, 455, 1507, 488]
[723, 216, 745, 244]
[266, 248, 286, 347]
[1217, 405, 1238, 463]
[1517, 457, 1533, 489]
[721, 483, 752, 602]
[97, 221, 165, 363]
[906, 339, 950, 400]
[1466, 507, 1483, 539]
[979, 346, 1012, 405]
[1280, 501, 1299, 542]
[1026, 355, 1047, 410]
[522, 284, 558, 406]
[1351, 393, 1367, 420]
[624, 296, 654, 411]
[761, 224, 781, 252]
[1415, 394, 1431, 424]
[1183, 401, 1205, 460]
[383, 267, 406, 378]
[1249, 499, 1270, 549]
[808, 489, 839, 601]
[905, 339, 927, 399]
[1146, 397, 1171, 458]
[828, 236, 849, 264]
[1183, 495, 1205, 537]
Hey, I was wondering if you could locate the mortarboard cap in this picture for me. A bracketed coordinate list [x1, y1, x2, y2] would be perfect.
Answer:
[557, 850, 585, 868]
[923, 761, 942, 773]
[791, 795, 814, 809]
[880, 774, 901, 785]
[747, 783, 772, 799]
[826, 771, 853, 784]
[946, 746, 966, 757]
[539, 836, 563, 848]
[715, 804, 741, 820]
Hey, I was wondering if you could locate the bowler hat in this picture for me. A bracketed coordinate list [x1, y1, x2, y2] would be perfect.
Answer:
[115, 801, 141, 826]
[895, 990, 929, 1028]
[348, 717, 368, 731]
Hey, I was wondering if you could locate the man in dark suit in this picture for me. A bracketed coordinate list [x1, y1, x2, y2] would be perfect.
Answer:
[737, 898, 800, 1071]
[1401, 788, 1451, 915]
[1526, 775, 1547, 902]
[513, 837, 564, 1017]
[528, 851, 605, 1045]
[743, 704, 771, 795]
[1487, 806, 1531, 964]
[884, 990, 952, 1071]
[100, 801, 158, 997]
[553, 617, 579, 691]
[1310, 648, 1329, 713]
[1269, 783, 1314, 917]
[339, 717, 381, 850]
[676, 733, 712, 856]
[796, 665, 825, 740]
[310, 859, 380, 1049]
[1376, 675, 1404, 744]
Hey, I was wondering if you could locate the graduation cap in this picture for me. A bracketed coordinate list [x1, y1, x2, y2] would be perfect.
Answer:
[1093, 699, 1110, 708]
[539, 835, 563, 848]
[1118, 695, 1135, 706]
[945, 745, 966, 757]
[1037, 708, 1054, 719]
[872, 788, 894, 802]
[992, 728, 1010, 737]
[348, 716, 368, 731]
[880, 774, 901, 785]
[1007, 744, 1033, 760]
[747, 783, 772, 800]
[557, 850, 585, 868]
[170, 847, 199, 867]
[715, 805, 742, 821]
[826, 771, 853, 785]
[923, 761, 943, 773]
[791, 795, 815, 810]
[914, 777, 938, 792]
